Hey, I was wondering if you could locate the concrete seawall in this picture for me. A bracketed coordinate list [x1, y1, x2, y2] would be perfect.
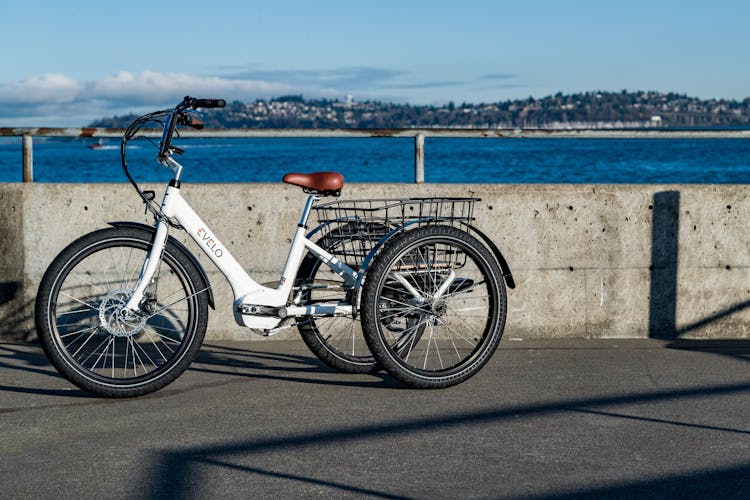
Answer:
[2, 183, 749, 341]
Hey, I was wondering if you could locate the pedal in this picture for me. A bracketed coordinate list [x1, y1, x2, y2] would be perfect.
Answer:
[266, 318, 298, 335]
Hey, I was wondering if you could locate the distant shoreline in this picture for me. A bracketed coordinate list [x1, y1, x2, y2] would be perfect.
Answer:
[90, 90, 750, 130]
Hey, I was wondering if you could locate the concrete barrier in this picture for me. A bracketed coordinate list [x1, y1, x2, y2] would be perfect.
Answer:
[2, 182, 749, 341]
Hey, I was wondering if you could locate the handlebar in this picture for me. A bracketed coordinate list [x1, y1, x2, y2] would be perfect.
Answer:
[157, 96, 226, 161]
[121, 96, 226, 223]
[190, 98, 226, 109]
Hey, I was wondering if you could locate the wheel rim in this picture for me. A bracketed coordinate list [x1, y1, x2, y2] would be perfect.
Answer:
[47, 237, 199, 387]
[374, 235, 499, 376]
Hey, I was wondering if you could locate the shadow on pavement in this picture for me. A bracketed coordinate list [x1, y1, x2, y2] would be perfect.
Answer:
[137, 379, 750, 498]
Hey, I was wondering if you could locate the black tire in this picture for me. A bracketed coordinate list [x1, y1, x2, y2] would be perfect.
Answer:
[296, 223, 379, 374]
[35, 226, 209, 397]
[361, 225, 506, 388]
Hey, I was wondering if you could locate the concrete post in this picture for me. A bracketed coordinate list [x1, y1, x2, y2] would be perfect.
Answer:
[22, 135, 33, 182]
[414, 133, 425, 183]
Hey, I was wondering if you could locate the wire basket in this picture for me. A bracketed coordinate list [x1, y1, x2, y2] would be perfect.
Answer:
[313, 197, 478, 266]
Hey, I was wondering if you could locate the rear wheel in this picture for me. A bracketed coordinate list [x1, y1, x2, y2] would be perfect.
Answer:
[295, 223, 381, 374]
[35, 226, 209, 397]
[361, 225, 506, 388]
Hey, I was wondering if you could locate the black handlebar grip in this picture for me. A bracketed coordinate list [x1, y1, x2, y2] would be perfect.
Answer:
[192, 99, 226, 109]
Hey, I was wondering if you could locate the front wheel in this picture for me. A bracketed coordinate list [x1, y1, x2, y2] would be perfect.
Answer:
[361, 225, 506, 388]
[35, 226, 209, 397]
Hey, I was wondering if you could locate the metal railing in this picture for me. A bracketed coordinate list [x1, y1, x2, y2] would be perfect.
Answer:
[2, 127, 749, 183]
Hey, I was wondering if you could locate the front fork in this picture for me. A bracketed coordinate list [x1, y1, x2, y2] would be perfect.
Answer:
[123, 220, 170, 313]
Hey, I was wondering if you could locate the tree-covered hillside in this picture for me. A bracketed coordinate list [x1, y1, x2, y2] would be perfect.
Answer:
[90, 91, 750, 129]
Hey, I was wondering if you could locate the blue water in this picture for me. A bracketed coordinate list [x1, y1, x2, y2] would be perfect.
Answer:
[1, 136, 750, 183]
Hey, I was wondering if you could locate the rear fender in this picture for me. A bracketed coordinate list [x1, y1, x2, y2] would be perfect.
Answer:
[460, 222, 515, 289]
[356, 221, 516, 290]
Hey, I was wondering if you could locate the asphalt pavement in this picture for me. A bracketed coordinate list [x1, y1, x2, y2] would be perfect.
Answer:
[1, 338, 749, 499]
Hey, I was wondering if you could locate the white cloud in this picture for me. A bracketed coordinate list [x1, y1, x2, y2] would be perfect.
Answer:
[0, 68, 498, 125]
[0, 70, 301, 125]
[92, 70, 294, 104]
[0, 73, 83, 104]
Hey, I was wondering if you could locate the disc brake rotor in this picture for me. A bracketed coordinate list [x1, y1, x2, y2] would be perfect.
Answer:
[98, 289, 147, 337]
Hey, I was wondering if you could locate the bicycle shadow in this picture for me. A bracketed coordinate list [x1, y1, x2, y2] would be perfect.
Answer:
[0, 342, 92, 398]
[0, 342, 59, 378]
[0, 339, 402, 401]
[192, 343, 402, 389]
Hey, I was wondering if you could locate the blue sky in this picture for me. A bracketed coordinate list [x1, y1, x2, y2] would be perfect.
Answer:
[1, 0, 749, 125]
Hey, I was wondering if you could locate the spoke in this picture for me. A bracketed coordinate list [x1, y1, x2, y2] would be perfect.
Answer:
[145, 326, 178, 352]
[145, 329, 169, 362]
[95, 250, 115, 292]
[59, 292, 98, 312]
[57, 307, 97, 317]
[59, 325, 99, 338]
[377, 293, 423, 311]
[58, 321, 93, 328]
[159, 307, 190, 313]
[418, 246, 439, 296]
[123, 247, 140, 289]
[146, 320, 185, 334]
[403, 323, 423, 363]
[133, 339, 158, 369]
[92, 336, 114, 372]
[123, 338, 131, 377]
[448, 327, 462, 361]
[449, 304, 490, 312]
[379, 305, 423, 317]
[381, 282, 419, 295]
[128, 337, 148, 376]
[394, 317, 430, 363]
[79, 335, 111, 366]
[405, 248, 434, 297]
[442, 289, 488, 301]
[67, 328, 99, 355]
[69, 267, 108, 296]
[446, 304, 488, 328]
[149, 286, 209, 318]
[378, 306, 420, 323]
[377, 302, 415, 314]
[380, 296, 424, 311]
[423, 326, 431, 370]
[155, 286, 192, 305]
[441, 321, 479, 347]
[114, 246, 131, 290]
[144, 327, 181, 346]
[432, 324, 444, 369]
[112, 336, 116, 378]
[441, 286, 487, 301]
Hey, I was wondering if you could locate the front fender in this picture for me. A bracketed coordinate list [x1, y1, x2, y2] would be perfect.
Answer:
[107, 221, 216, 308]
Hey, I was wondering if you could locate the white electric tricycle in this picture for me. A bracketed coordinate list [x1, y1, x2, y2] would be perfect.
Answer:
[35, 96, 515, 397]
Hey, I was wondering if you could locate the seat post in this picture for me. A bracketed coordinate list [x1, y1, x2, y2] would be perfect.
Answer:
[299, 194, 321, 227]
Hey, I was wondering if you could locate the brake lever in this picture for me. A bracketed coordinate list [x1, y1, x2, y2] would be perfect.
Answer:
[185, 116, 205, 130]
[176, 112, 205, 130]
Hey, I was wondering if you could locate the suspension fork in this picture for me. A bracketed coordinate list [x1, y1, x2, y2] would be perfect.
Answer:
[123, 219, 170, 312]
